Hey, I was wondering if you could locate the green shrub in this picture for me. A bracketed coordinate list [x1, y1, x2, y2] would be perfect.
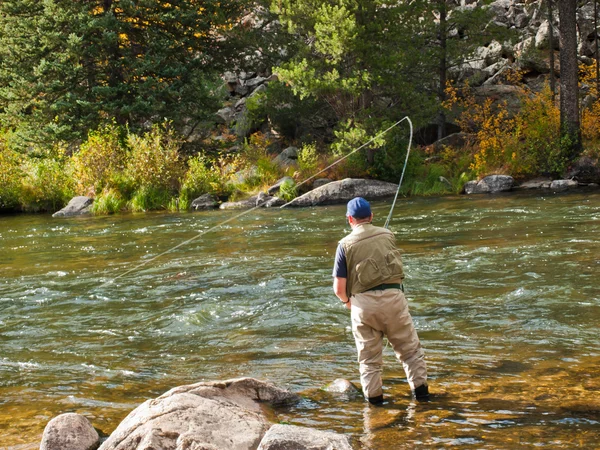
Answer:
[297, 143, 319, 178]
[125, 124, 185, 193]
[72, 123, 126, 195]
[181, 154, 225, 198]
[278, 178, 297, 201]
[91, 188, 127, 215]
[128, 186, 173, 212]
[20, 149, 75, 212]
[0, 138, 23, 210]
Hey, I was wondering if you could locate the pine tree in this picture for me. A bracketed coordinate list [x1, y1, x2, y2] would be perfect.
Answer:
[0, 0, 247, 147]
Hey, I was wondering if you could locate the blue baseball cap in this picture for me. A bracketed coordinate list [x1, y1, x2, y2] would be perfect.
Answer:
[346, 197, 372, 219]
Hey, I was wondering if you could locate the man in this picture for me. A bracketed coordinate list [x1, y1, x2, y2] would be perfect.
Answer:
[332, 197, 429, 405]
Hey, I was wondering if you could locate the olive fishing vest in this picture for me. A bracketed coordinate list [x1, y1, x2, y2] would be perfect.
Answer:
[340, 223, 404, 297]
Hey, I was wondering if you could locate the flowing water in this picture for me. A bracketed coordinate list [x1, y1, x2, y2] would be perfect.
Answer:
[1, 191, 599, 449]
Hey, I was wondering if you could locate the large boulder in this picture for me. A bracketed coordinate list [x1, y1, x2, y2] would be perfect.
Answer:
[566, 156, 600, 184]
[286, 178, 398, 207]
[99, 378, 299, 450]
[52, 196, 93, 218]
[274, 147, 299, 168]
[191, 193, 219, 210]
[550, 179, 578, 191]
[40, 413, 99, 450]
[257, 424, 353, 450]
[515, 178, 552, 190]
[464, 175, 514, 194]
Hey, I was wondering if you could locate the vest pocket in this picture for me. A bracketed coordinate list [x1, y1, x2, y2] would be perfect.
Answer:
[385, 249, 403, 276]
[356, 258, 385, 290]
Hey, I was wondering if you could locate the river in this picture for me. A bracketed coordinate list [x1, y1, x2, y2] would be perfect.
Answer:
[1, 191, 599, 448]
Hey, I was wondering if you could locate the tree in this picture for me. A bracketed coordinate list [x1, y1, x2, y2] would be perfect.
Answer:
[557, 0, 582, 158]
[0, 0, 248, 147]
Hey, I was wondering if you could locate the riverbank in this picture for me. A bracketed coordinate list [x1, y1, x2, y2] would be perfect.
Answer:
[1, 191, 599, 448]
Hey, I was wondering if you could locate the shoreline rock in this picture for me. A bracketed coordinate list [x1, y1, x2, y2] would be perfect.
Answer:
[40, 413, 99, 450]
[52, 196, 93, 217]
[287, 178, 399, 207]
[40, 378, 356, 450]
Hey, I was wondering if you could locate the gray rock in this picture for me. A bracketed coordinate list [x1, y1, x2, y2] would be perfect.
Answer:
[220, 197, 258, 210]
[535, 20, 560, 50]
[52, 196, 93, 218]
[464, 175, 514, 194]
[274, 147, 299, 168]
[286, 178, 398, 207]
[99, 378, 299, 450]
[257, 424, 352, 450]
[223, 71, 238, 84]
[235, 83, 250, 97]
[566, 156, 600, 184]
[267, 176, 295, 195]
[550, 179, 578, 191]
[264, 196, 286, 207]
[514, 12, 529, 28]
[246, 76, 266, 89]
[463, 180, 479, 195]
[323, 378, 361, 395]
[516, 178, 552, 190]
[217, 107, 235, 124]
[40, 413, 99, 450]
[191, 193, 219, 210]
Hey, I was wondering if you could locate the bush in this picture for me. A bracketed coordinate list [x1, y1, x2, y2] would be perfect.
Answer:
[72, 123, 127, 195]
[128, 186, 173, 212]
[91, 188, 127, 215]
[0, 136, 23, 210]
[20, 147, 75, 212]
[180, 154, 231, 199]
[125, 124, 185, 193]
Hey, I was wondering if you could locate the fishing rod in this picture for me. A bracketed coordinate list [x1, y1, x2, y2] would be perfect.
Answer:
[384, 117, 412, 229]
[100, 117, 413, 287]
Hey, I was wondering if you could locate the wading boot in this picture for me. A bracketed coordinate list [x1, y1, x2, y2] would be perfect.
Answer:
[412, 384, 430, 401]
[367, 394, 384, 405]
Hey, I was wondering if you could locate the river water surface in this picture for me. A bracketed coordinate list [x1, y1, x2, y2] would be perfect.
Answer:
[1, 191, 599, 448]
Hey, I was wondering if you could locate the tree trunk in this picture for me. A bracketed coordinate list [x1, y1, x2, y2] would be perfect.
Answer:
[548, 0, 556, 101]
[437, 0, 447, 142]
[558, 0, 582, 158]
[595, 0, 599, 96]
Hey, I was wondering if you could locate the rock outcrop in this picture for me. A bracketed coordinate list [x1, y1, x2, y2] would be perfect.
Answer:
[464, 175, 514, 194]
[40, 413, 99, 450]
[98, 378, 300, 450]
[52, 196, 93, 218]
[286, 178, 398, 207]
[257, 424, 353, 450]
[566, 156, 600, 184]
[191, 193, 219, 210]
[550, 179, 579, 191]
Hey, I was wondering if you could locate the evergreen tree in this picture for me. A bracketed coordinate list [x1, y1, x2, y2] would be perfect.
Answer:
[0, 0, 247, 147]
[557, 0, 582, 158]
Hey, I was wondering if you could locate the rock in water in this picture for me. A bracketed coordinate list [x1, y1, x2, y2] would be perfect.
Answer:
[464, 175, 514, 194]
[191, 193, 219, 210]
[258, 424, 353, 450]
[40, 413, 99, 450]
[287, 178, 398, 206]
[550, 179, 578, 191]
[98, 377, 299, 450]
[52, 196, 93, 217]
[324, 378, 361, 394]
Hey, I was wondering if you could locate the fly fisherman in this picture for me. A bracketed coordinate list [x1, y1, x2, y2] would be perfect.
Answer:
[332, 197, 429, 404]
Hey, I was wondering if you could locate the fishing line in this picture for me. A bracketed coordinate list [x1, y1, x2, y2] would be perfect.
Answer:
[279, 117, 413, 209]
[99, 117, 413, 288]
